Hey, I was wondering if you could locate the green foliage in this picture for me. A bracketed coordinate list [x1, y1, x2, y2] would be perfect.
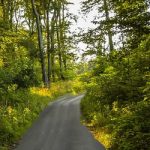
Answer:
[80, 1, 150, 149]
[111, 101, 150, 150]
[0, 0, 150, 150]
[81, 35, 150, 149]
[0, 30, 40, 89]
[0, 80, 84, 149]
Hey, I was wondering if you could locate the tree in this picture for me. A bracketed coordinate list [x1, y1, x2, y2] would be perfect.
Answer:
[31, 0, 48, 86]
[111, 0, 150, 49]
[81, 0, 114, 52]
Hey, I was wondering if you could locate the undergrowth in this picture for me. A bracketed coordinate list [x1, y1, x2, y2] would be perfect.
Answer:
[0, 80, 85, 150]
[81, 36, 150, 150]
[81, 96, 150, 149]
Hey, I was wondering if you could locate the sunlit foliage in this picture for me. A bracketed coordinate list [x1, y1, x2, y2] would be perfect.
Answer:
[0, 80, 85, 149]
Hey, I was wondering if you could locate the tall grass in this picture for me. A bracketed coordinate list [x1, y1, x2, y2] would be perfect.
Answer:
[0, 80, 85, 150]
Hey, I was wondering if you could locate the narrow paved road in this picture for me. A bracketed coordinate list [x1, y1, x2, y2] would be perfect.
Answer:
[16, 95, 105, 150]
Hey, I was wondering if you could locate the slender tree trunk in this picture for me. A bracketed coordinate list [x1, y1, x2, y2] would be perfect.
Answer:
[9, 2, 13, 30]
[56, 9, 64, 80]
[62, 4, 67, 71]
[10, 0, 15, 31]
[46, 9, 51, 86]
[103, 0, 113, 52]
[2, 0, 11, 28]
[56, 26, 64, 80]
[50, 11, 56, 82]
[31, 0, 48, 87]
[51, 52, 55, 82]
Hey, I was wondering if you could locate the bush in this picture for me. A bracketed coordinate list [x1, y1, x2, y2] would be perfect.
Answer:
[81, 36, 150, 149]
[111, 101, 150, 150]
[0, 80, 85, 149]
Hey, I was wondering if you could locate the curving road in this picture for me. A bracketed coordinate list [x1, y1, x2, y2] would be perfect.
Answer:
[16, 95, 105, 150]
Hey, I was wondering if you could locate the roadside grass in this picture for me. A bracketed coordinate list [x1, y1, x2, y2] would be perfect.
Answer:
[81, 95, 150, 150]
[0, 80, 85, 150]
[93, 128, 112, 149]
[81, 119, 112, 149]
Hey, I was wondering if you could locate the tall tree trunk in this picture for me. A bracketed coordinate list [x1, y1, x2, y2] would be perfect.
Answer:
[103, 0, 113, 52]
[62, 4, 67, 71]
[9, 0, 13, 30]
[31, 0, 48, 87]
[14, 8, 19, 32]
[56, 9, 64, 80]
[56, 26, 64, 80]
[51, 52, 55, 82]
[46, 9, 51, 86]
[50, 10, 56, 82]
[2, 0, 11, 29]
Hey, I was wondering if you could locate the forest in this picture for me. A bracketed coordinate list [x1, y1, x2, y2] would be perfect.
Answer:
[0, 0, 150, 150]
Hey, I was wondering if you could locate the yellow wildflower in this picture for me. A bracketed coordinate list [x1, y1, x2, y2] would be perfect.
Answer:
[7, 106, 13, 115]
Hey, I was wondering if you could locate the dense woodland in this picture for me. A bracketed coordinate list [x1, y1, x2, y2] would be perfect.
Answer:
[80, 0, 150, 149]
[0, 0, 150, 150]
[0, 0, 84, 149]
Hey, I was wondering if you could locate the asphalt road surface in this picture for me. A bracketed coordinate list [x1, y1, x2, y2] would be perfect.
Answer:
[16, 95, 105, 150]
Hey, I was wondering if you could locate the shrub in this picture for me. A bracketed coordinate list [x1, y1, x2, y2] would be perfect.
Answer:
[0, 80, 85, 149]
[111, 101, 150, 150]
